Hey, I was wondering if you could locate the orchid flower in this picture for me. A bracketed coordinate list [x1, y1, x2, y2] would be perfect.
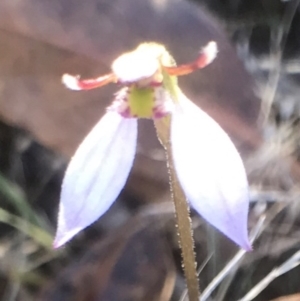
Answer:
[54, 42, 251, 251]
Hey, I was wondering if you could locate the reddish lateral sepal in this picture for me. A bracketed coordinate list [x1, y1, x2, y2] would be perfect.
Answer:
[62, 73, 116, 91]
[164, 41, 217, 76]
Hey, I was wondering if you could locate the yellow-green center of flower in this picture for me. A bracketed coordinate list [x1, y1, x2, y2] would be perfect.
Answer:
[128, 86, 155, 118]
[109, 43, 178, 119]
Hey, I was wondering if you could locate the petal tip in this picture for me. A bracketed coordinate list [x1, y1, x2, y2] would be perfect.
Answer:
[52, 227, 82, 249]
[52, 233, 69, 249]
[225, 224, 252, 252]
[52, 235, 64, 249]
[52, 240, 61, 249]
[202, 41, 218, 65]
[238, 238, 253, 252]
[244, 244, 253, 252]
[62, 74, 82, 91]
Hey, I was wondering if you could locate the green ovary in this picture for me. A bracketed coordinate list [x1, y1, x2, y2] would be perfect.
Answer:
[128, 87, 155, 118]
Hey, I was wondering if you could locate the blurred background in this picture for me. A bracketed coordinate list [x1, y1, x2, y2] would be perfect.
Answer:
[0, 0, 299, 300]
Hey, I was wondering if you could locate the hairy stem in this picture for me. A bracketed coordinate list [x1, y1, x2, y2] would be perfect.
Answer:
[155, 117, 200, 301]
[167, 146, 200, 301]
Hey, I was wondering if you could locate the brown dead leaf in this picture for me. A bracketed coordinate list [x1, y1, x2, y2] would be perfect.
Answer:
[270, 293, 300, 301]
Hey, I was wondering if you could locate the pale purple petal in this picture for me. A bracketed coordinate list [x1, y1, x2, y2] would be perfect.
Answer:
[171, 94, 251, 250]
[53, 112, 137, 248]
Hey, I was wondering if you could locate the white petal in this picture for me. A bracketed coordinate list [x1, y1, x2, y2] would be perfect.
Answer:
[62, 74, 82, 90]
[171, 94, 251, 250]
[54, 112, 137, 247]
[111, 47, 159, 83]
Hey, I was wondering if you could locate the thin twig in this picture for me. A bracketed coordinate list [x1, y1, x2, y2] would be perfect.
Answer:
[200, 215, 265, 301]
[259, 0, 300, 124]
[239, 250, 300, 301]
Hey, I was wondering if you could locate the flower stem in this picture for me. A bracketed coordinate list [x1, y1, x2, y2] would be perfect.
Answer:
[155, 117, 200, 301]
[166, 146, 200, 301]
